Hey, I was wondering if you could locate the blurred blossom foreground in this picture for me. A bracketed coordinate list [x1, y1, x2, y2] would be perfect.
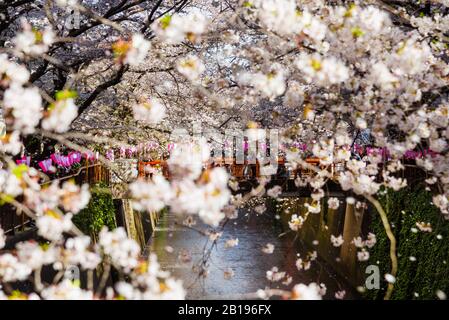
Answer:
[1, 0, 449, 301]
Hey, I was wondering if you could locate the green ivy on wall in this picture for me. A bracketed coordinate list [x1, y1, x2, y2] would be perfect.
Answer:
[72, 183, 117, 241]
[366, 186, 449, 300]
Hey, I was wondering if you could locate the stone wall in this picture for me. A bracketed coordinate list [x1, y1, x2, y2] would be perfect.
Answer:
[114, 199, 161, 250]
[276, 196, 367, 288]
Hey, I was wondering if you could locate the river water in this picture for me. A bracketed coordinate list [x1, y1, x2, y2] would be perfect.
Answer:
[146, 208, 357, 300]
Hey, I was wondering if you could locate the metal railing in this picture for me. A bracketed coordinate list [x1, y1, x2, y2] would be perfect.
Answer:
[1, 162, 110, 236]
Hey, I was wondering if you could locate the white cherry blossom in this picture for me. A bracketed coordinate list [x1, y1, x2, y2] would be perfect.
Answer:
[0, 228, 5, 250]
[0, 253, 32, 282]
[98, 227, 140, 272]
[123, 34, 151, 66]
[40, 280, 94, 300]
[291, 283, 322, 300]
[152, 11, 208, 44]
[132, 98, 166, 124]
[3, 85, 42, 134]
[42, 98, 78, 133]
[176, 55, 205, 81]
[36, 212, 73, 242]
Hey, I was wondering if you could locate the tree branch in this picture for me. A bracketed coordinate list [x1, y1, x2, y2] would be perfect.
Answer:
[77, 65, 128, 117]
[365, 193, 398, 300]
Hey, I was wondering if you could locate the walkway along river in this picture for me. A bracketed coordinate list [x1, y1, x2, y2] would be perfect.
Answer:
[145, 206, 358, 300]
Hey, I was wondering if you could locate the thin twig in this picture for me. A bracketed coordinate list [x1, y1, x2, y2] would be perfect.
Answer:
[364, 193, 397, 300]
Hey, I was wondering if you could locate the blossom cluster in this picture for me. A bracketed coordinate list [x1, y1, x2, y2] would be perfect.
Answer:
[1, 0, 449, 301]
[0, 228, 184, 299]
[152, 11, 208, 44]
[131, 138, 231, 227]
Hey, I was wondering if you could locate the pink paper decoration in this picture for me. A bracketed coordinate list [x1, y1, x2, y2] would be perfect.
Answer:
[50, 153, 62, 165]
[105, 149, 114, 161]
[38, 159, 53, 173]
[16, 156, 31, 166]
[83, 151, 96, 161]
[119, 147, 126, 158]
[60, 156, 71, 167]
[68, 151, 82, 164]
[126, 147, 136, 157]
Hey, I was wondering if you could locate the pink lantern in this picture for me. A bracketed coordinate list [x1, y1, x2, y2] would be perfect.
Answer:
[119, 147, 126, 158]
[105, 149, 114, 161]
[83, 151, 95, 161]
[51, 153, 62, 165]
[61, 156, 71, 167]
[69, 151, 82, 164]
[16, 156, 31, 166]
[38, 159, 53, 173]
[126, 147, 136, 158]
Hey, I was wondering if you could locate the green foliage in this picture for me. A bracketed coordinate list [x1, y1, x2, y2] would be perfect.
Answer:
[366, 186, 449, 300]
[55, 89, 78, 101]
[72, 183, 117, 240]
[12, 164, 29, 178]
[159, 14, 172, 29]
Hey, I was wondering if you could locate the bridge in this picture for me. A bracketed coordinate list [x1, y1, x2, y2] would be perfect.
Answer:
[137, 157, 340, 181]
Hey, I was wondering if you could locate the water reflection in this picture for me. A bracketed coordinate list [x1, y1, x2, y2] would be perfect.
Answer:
[146, 208, 357, 300]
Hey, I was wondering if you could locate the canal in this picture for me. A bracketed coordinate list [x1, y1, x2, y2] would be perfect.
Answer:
[146, 207, 357, 300]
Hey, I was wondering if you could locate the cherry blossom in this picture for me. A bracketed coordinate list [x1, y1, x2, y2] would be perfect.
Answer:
[330, 235, 344, 248]
[16, 241, 58, 271]
[64, 236, 101, 270]
[36, 212, 74, 242]
[327, 197, 340, 210]
[152, 11, 208, 44]
[42, 98, 78, 133]
[123, 34, 151, 66]
[132, 99, 166, 124]
[288, 214, 305, 231]
[0, 253, 32, 282]
[3, 85, 42, 134]
[262, 243, 275, 254]
[0, 54, 30, 86]
[0, 228, 4, 250]
[13, 21, 55, 56]
[335, 290, 346, 300]
[237, 67, 286, 99]
[224, 238, 239, 249]
[40, 280, 94, 300]
[176, 55, 205, 81]
[60, 182, 91, 214]
[2, 0, 449, 302]
[295, 53, 349, 86]
[291, 283, 322, 300]
[357, 249, 370, 262]
[266, 267, 286, 282]
[98, 227, 140, 273]
[130, 175, 173, 213]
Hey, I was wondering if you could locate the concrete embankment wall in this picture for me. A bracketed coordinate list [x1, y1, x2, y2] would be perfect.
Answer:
[113, 198, 161, 250]
[272, 196, 368, 288]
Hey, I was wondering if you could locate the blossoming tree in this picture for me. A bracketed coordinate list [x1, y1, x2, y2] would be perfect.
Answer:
[0, 0, 449, 300]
